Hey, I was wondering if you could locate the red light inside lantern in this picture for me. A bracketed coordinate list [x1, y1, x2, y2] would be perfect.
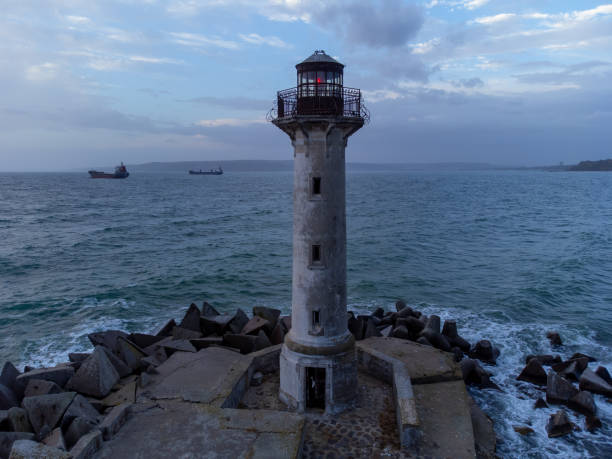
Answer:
[317, 77, 321, 84]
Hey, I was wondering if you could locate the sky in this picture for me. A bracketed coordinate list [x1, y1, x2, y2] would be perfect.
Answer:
[1, 0, 611, 170]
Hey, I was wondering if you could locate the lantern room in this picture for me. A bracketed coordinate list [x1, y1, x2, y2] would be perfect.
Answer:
[271, 50, 367, 121]
[295, 50, 344, 116]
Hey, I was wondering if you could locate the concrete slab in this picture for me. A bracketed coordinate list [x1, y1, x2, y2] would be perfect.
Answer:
[412, 380, 476, 459]
[358, 337, 462, 384]
[94, 402, 304, 459]
[137, 347, 249, 406]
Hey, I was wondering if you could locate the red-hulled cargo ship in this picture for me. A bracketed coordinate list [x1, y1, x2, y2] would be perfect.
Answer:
[88, 162, 129, 179]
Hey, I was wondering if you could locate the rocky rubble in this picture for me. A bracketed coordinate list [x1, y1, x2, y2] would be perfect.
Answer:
[0, 302, 291, 458]
[514, 331, 610, 439]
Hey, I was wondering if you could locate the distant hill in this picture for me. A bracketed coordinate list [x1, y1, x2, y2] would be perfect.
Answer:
[127, 160, 503, 172]
[570, 159, 612, 171]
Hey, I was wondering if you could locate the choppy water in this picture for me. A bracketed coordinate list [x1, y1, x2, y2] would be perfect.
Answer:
[1, 170, 611, 457]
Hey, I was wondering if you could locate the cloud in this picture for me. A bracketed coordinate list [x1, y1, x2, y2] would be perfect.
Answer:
[463, 0, 489, 10]
[65, 15, 91, 24]
[182, 96, 270, 111]
[129, 56, 183, 64]
[426, 0, 489, 10]
[570, 4, 612, 22]
[169, 32, 240, 50]
[25, 63, 59, 81]
[411, 38, 441, 55]
[452, 77, 484, 88]
[239, 33, 291, 48]
[513, 61, 611, 86]
[473, 13, 516, 25]
[195, 117, 265, 127]
[311, 0, 424, 48]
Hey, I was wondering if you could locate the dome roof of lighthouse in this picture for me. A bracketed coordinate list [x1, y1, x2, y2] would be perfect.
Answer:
[296, 50, 344, 69]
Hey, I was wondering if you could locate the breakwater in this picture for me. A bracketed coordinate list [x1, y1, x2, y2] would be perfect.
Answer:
[1, 301, 610, 457]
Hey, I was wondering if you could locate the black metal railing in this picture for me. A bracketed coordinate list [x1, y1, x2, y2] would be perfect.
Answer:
[267, 86, 369, 123]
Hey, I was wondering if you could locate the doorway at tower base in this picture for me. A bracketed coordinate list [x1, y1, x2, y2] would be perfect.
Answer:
[279, 343, 357, 415]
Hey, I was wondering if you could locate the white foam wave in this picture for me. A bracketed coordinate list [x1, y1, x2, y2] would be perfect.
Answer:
[405, 302, 612, 459]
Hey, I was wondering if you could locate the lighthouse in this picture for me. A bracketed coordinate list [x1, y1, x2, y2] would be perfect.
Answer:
[271, 50, 367, 414]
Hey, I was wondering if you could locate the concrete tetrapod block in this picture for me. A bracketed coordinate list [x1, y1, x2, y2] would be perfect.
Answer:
[579, 368, 612, 396]
[101, 380, 136, 408]
[66, 347, 120, 398]
[21, 392, 76, 436]
[155, 319, 176, 337]
[88, 330, 128, 355]
[467, 396, 496, 459]
[0, 433, 36, 458]
[201, 314, 233, 335]
[69, 353, 90, 364]
[1, 363, 23, 400]
[127, 333, 165, 349]
[99, 403, 132, 440]
[357, 337, 462, 384]
[228, 308, 249, 334]
[8, 439, 71, 459]
[64, 416, 97, 449]
[178, 303, 201, 332]
[116, 337, 147, 372]
[16, 366, 75, 389]
[69, 429, 102, 459]
[99, 347, 132, 378]
[189, 337, 223, 351]
[202, 301, 220, 317]
[269, 323, 285, 345]
[171, 326, 202, 340]
[161, 339, 196, 355]
[24, 379, 64, 397]
[223, 334, 260, 354]
[62, 394, 101, 429]
[252, 306, 281, 332]
[0, 384, 18, 411]
[546, 371, 578, 405]
[241, 316, 270, 336]
[42, 427, 67, 451]
[4, 407, 33, 433]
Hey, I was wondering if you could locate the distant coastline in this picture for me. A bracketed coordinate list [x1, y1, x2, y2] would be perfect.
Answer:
[125, 160, 505, 173]
[4, 159, 612, 174]
[117, 158, 612, 173]
[569, 159, 612, 171]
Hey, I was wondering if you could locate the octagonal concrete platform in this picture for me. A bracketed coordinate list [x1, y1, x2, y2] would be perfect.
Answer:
[93, 338, 486, 459]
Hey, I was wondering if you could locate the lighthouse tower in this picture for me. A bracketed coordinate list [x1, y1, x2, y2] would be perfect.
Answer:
[271, 50, 366, 414]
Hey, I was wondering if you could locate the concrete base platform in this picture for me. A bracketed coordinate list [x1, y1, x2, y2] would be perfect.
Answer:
[95, 402, 304, 459]
[93, 337, 479, 459]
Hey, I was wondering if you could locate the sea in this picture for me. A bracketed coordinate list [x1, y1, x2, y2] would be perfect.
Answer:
[0, 169, 610, 458]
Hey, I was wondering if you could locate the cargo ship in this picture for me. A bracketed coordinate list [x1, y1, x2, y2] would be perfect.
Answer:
[88, 163, 129, 179]
[189, 167, 223, 175]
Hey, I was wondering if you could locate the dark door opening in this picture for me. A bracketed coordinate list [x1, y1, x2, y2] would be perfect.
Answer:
[306, 367, 326, 409]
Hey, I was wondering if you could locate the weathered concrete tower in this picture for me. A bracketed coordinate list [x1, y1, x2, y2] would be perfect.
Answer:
[271, 50, 367, 414]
